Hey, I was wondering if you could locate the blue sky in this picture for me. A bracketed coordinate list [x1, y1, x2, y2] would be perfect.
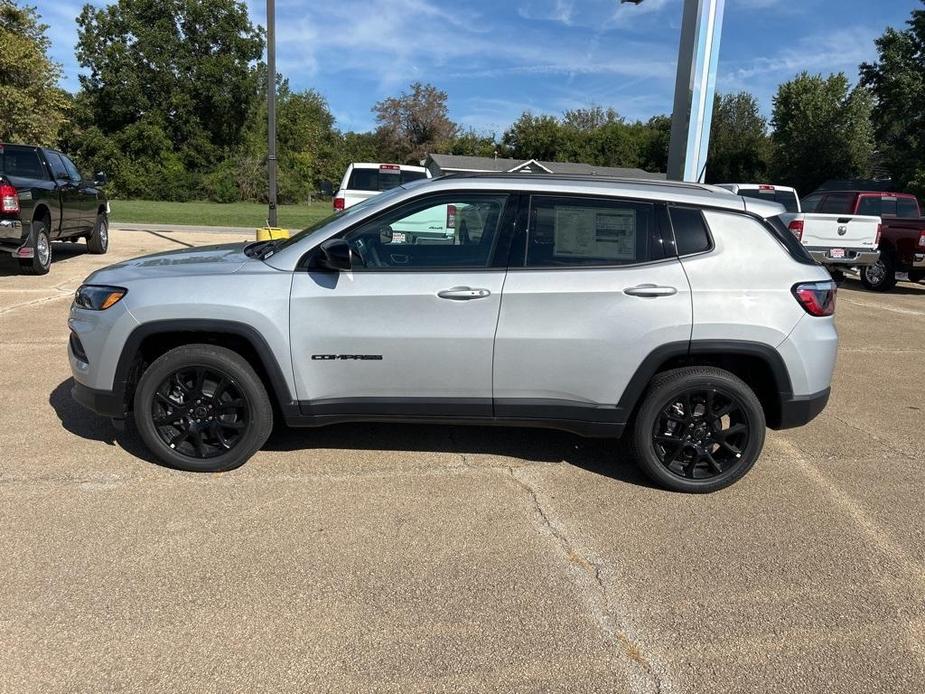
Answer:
[42, 0, 920, 134]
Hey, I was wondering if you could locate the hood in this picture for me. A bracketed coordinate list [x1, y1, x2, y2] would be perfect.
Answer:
[85, 242, 252, 284]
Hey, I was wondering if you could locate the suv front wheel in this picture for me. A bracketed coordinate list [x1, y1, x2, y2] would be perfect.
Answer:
[133, 344, 273, 472]
[631, 367, 766, 493]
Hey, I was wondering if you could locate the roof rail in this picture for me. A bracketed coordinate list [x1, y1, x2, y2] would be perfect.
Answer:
[434, 171, 716, 192]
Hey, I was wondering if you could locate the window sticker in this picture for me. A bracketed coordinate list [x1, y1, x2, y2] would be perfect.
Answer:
[553, 206, 636, 260]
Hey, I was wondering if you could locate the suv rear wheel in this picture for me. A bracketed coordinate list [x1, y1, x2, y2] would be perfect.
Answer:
[630, 367, 766, 493]
[133, 344, 273, 472]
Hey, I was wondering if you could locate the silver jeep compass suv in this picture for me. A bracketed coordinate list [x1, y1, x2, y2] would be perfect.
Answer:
[69, 175, 837, 492]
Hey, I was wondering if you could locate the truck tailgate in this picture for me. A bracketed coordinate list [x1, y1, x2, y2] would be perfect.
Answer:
[786, 213, 881, 249]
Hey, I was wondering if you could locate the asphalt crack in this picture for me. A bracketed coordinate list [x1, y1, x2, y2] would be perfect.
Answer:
[505, 464, 666, 694]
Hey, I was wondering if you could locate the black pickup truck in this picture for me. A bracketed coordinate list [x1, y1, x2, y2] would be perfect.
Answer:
[0, 144, 109, 275]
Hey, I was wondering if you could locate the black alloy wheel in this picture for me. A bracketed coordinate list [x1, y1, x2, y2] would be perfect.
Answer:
[652, 387, 751, 481]
[152, 365, 250, 459]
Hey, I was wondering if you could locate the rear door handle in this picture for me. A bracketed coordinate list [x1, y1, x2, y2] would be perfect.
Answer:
[624, 284, 677, 297]
[437, 286, 491, 300]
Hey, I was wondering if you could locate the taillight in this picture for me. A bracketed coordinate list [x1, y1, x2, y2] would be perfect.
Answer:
[333, 197, 345, 211]
[792, 281, 836, 317]
[788, 219, 804, 241]
[919, 232, 925, 248]
[875, 223, 883, 245]
[446, 204, 457, 229]
[0, 182, 18, 214]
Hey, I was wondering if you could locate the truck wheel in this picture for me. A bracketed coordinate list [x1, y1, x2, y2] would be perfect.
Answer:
[87, 213, 109, 254]
[860, 251, 897, 292]
[133, 344, 273, 472]
[629, 367, 766, 493]
[17, 221, 52, 275]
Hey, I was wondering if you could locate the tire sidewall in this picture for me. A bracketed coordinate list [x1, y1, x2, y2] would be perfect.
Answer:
[633, 371, 766, 493]
[861, 253, 895, 291]
[133, 346, 273, 472]
[88, 214, 109, 254]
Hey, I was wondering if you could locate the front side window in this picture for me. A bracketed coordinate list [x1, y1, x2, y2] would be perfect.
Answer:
[343, 195, 507, 269]
[524, 196, 664, 267]
[60, 154, 82, 183]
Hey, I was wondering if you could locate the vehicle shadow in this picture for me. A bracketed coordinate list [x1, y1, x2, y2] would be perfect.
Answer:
[840, 277, 925, 296]
[49, 378, 653, 487]
[48, 378, 161, 466]
[0, 242, 88, 277]
[265, 420, 655, 488]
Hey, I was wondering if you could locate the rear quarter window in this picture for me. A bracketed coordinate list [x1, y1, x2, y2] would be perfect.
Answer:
[669, 206, 712, 255]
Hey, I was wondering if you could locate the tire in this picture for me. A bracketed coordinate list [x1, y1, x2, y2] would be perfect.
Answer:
[17, 220, 51, 275]
[629, 367, 766, 493]
[860, 251, 897, 292]
[133, 344, 273, 472]
[87, 213, 109, 254]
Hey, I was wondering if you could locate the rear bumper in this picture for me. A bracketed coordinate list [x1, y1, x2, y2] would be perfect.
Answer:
[806, 248, 879, 266]
[774, 388, 830, 430]
[913, 253, 925, 269]
[71, 380, 126, 418]
[0, 219, 27, 253]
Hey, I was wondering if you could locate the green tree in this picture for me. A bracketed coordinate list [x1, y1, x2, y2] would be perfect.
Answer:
[705, 92, 771, 184]
[860, 1, 925, 195]
[771, 72, 874, 195]
[0, 1, 69, 144]
[638, 115, 671, 173]
[450, 129, 500, 158]
[502, 113, 564, 161]
[373, 82, 458, 163]
[75, 0, 264, 194]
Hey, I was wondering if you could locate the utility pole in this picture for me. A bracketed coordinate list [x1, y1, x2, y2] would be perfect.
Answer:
[266, 0, 278, 227]
[622, 0, 726, 182]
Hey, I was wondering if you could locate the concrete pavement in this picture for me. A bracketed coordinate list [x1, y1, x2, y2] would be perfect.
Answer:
[1, 228, 923, 693]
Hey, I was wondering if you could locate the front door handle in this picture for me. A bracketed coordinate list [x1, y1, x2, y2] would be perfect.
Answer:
[624, 284, 677, 298]
[437, 286, 491, 300]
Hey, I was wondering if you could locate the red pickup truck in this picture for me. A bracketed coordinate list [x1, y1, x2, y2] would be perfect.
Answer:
[802, 190, 925, 291]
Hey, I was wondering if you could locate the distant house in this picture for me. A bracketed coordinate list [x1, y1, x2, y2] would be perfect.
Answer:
[424, 153, 666, 180]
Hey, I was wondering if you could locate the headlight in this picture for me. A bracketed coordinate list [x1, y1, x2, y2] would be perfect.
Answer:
[74, 285, 127, 310]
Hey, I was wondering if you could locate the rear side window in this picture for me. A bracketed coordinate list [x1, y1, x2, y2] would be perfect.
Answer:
[739, 189, 799, 213]
[669, 206, 712, 255]
[819, 193, 855, 214]
[45, 152, 68, 180]
[524, 196, 664, 267]
[347, 168, 425, 191]
[0, 146, 46, 179]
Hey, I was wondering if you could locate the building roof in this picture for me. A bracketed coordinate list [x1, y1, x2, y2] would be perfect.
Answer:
[426, 153, 666, 180]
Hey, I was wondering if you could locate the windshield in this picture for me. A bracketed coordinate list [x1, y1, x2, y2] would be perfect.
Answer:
[273, 184, 408, 252]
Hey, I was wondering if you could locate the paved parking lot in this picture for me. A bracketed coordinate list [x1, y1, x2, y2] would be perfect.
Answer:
[1, 229, 924, 693]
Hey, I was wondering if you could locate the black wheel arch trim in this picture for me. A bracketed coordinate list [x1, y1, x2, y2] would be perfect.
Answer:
[110, 319, 298, 418]
[614, 339, 795, 426]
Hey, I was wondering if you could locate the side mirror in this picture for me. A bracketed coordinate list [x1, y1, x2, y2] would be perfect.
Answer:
[379, 226, 393, 244]
[318, 238, 352, 271]
[94, 172, 108, 186]
[319, 180, 335, 197]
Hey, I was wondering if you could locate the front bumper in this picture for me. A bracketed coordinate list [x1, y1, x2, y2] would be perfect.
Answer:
[774, 388, 830, 430]
[806, 248, 879, 266]
[72, 380, 126, 418]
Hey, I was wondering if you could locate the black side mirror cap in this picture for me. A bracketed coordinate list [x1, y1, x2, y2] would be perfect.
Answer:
[319, 180, 335, 197]
[318, 238, 352, 271]
[94, 172, 108, 186]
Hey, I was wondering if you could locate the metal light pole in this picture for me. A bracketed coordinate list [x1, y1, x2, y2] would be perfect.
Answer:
[622, 0, 727, 182]
[266, 0, 278, 227]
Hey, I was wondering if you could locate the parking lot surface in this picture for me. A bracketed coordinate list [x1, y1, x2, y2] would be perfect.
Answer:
[1, 229, 924, 693]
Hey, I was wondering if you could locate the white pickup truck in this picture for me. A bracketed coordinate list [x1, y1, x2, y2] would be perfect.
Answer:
[718, 184, 881, 269]
[333, 163, 430, 211]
